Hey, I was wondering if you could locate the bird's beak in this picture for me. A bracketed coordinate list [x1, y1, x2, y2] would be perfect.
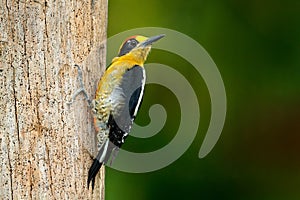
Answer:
[139, 34, 165, 47]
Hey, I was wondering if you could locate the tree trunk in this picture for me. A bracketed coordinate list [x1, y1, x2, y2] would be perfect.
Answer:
[0, 0, 107, 199]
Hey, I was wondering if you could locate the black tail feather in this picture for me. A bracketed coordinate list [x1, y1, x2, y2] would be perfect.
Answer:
[87, 141, 119, 190]
[87, 156, 103, 190]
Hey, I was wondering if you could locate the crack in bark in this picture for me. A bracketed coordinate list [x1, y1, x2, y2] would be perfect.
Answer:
[6, 138, 14, 200]
[22, 1, 32, 104]
[11, 57, 20, 200]
[9, 55, 17, 200]
[6, 0, 15, 199]
[29, 160, 33, 200]
[42, 1, 54, 198]
[45, 143, 54, 198]
[43, 0, 49, 99]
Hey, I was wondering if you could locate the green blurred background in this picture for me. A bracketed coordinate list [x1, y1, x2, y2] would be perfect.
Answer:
[106, 0, 300, 199]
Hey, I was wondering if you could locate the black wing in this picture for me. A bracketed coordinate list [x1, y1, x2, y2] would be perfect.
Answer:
[109, 65, 145, 147]
[123, 65, 145, 119]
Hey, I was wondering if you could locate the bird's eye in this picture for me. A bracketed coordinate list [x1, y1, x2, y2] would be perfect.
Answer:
[129, 40, 137, 47]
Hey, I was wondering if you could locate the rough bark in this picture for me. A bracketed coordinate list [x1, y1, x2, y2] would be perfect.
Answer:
[0, 0, 107, 199]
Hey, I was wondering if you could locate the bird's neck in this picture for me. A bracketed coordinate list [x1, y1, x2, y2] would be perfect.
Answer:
[112, 47, 151, 66]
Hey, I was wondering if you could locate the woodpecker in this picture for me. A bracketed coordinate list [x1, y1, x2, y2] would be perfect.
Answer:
[69, 34, 165, 190]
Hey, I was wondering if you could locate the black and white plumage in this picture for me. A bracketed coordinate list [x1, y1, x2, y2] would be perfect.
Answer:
[86, 34, 164, 190]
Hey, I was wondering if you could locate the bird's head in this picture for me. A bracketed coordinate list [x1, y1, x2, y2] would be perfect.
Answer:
[115, 34, 165, 64]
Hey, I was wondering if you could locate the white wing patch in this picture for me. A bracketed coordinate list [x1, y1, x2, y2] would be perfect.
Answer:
[133, 68, 146, 117]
